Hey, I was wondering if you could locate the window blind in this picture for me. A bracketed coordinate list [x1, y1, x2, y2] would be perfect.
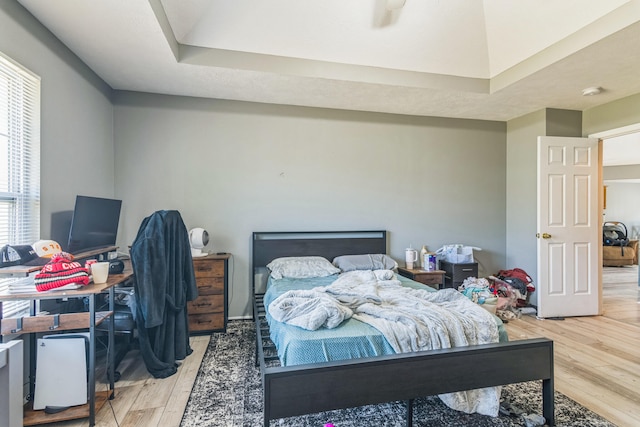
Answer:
[0, 52, 41, 318]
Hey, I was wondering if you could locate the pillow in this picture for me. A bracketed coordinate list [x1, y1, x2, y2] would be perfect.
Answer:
[332, 254, 398, 272]
[266, 256, 340, 280]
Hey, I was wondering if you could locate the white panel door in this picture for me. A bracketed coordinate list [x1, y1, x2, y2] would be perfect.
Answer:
[537, 136, 600, 318]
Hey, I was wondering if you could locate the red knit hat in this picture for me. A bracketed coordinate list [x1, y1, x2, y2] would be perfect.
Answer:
[35, 252, 90, 292]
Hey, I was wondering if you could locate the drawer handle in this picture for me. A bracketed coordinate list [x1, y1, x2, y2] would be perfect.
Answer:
[461, 268, 474, 272]
[194, 303, 213, 308]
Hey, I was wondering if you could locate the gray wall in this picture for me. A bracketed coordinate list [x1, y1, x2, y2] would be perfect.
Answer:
[583, 93, 640, 136]
[0, 2, 115, 241]
[505, 109, 545, 280]
[505, 108, 582, 304]
[113, 92, 507, 318]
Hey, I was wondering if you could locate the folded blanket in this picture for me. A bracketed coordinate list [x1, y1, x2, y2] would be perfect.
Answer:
[320, 269, 392, 307]
[268, 289, 353, 330]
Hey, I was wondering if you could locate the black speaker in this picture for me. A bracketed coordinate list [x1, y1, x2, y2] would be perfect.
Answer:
[109, 259, 124, 274]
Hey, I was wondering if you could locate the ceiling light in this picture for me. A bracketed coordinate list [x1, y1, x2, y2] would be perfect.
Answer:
[582, 87, 603, 96]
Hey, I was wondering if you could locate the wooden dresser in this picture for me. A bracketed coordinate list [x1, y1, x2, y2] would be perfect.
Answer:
[188, 253, 230, 334]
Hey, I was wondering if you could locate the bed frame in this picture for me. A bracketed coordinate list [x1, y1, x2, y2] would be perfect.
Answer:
[252, 231, 555, 426]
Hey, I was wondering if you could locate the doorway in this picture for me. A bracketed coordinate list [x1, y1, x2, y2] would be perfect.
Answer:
[591, 123, 640, 321]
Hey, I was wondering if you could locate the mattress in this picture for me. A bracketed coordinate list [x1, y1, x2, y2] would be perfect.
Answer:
[264, 273, 508, 366]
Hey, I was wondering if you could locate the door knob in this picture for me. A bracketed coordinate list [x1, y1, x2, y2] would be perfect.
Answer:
[536, 233, 552, 239]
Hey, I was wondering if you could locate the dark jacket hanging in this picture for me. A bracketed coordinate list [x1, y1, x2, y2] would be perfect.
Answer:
[131, 210, 198, 378]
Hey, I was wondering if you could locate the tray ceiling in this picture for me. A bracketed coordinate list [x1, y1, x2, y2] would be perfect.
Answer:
[16, 0, 640, 121]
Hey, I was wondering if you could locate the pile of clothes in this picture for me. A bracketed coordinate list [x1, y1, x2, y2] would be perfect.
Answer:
[493, 268, 535, 307]
[458, 268, 535, 321]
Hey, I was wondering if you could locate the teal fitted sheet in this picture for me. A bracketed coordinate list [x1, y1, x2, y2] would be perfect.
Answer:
[263, 273, 507, 366]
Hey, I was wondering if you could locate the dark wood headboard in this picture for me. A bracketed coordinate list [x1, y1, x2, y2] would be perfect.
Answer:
[251, 230, 387, 293]
[252, 230, 387, 269]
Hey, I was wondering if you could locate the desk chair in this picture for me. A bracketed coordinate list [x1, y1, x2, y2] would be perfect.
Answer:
[93, 285, 136, 382]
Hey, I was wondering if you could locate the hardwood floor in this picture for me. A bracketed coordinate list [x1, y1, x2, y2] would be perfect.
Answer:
[504, 265, 640, 427]
[45, 266, 640, 427]
[43, 334, 211, 427]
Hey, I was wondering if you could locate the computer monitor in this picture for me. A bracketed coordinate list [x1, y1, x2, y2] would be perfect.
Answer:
[67, 195, 122, 254]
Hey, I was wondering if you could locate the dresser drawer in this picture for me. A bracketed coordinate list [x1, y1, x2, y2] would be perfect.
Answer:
[397, 267, 445, 289]
[189, 313, 224, 332]
[415, 273, 444, 286]
[196, 277, 224, 295]
[440, 260, 478, 288]
[188, 294, 223, 314]
[193, 259, 224, 278]
[189, 254, 229, 334]
[451, 265, 478, 281]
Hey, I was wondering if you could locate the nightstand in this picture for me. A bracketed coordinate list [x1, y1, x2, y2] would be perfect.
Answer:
[397, 267, 445, 289]
[439, 260, 478, 289]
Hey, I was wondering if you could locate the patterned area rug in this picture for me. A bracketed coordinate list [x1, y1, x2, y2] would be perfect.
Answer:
[181, 321, 616, 427]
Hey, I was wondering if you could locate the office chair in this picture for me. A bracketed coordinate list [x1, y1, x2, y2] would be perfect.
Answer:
[93, 282, 136, 382]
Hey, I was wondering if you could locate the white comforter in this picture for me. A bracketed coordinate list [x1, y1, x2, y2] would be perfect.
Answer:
[268, 270, 501, 416]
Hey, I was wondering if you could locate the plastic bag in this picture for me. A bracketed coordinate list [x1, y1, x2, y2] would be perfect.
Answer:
[436, 244, 480, 263]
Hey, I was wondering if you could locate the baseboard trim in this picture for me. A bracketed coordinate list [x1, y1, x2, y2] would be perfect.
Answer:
[228, 315, 252, 321]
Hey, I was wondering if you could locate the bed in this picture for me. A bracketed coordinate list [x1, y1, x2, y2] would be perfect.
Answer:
[252, 231, 554, 426]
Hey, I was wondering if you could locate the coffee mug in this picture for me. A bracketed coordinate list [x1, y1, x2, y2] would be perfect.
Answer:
[91, 261, 110, 284]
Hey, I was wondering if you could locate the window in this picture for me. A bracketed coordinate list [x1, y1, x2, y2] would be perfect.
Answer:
[0, 52, 41, 318]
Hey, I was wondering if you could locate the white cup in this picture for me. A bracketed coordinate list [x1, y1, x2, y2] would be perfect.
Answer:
[91, 262, 110, 284]
[405, 248, 418, 269]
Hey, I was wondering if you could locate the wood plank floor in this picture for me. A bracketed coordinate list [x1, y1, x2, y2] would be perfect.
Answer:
[42, 334, 211, 427]
[504, 265, 640, 427]
[43, 266, 640, 427]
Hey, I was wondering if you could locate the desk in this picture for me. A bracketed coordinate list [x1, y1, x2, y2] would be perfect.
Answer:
[0, 246, 117, 278]
[0, 257, 132, 426]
